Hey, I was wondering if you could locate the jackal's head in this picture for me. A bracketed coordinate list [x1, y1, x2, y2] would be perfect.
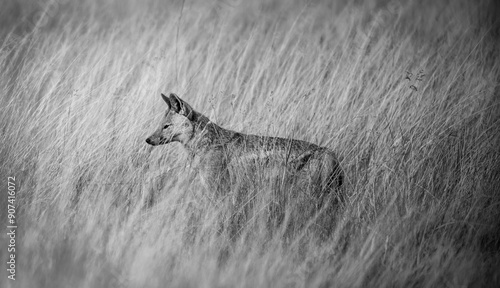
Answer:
[145, 93, 196, 146]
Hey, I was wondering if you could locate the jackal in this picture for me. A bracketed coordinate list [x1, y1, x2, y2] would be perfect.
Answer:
[145, 93, 344, 206]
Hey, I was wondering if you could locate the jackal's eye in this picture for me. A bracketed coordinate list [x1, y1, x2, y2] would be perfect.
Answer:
[163, 124, 171, 129]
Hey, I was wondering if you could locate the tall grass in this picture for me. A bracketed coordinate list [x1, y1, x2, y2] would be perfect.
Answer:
[1, 0, 499, 287]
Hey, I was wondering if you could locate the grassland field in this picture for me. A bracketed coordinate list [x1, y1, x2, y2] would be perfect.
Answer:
[1, 0, 500, 287]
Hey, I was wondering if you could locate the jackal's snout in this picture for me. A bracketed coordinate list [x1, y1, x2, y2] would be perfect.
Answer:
[145, 133, 167, 146]
[145, 131, 165, 146]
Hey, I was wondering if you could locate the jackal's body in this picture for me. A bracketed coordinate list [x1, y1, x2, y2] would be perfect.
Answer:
[146, 93, 343, 202]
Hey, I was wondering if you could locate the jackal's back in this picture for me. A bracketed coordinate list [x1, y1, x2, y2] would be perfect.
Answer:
[195, 125, 343, 199]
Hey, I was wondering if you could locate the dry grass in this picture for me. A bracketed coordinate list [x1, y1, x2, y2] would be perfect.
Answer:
[1, 0, 500, 287]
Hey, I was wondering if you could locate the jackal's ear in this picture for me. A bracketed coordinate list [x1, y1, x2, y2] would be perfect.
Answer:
[161, 93, 171, 109]
[169, 93, 194, 120]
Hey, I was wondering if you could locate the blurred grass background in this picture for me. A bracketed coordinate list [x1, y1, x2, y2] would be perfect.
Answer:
[1, 0, 500, 287]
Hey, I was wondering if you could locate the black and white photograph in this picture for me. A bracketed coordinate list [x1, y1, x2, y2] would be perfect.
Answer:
[1, 0, 499, 287]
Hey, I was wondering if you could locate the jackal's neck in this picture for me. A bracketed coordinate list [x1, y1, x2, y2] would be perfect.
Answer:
[183, 114, 235, 155]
